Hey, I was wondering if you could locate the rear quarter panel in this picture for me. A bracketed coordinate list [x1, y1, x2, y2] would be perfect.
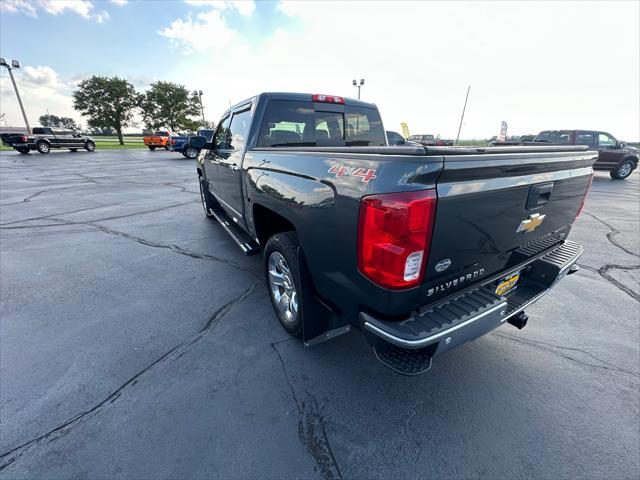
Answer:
[243, 149, 443, 320]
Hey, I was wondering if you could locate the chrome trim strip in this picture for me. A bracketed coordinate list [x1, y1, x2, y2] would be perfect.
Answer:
[363, 302, 505, 349]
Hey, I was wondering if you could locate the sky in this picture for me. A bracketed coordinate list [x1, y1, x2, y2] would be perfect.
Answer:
[0, 0, 638, 140]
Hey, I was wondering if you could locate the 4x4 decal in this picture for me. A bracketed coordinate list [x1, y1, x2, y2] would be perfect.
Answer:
[328, 165, 377, 183]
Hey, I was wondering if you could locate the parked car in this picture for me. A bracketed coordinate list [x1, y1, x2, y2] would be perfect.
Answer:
[408, 134, 435, 145]
[143, 130, 171, 150]
[183, 129, 215, 159]
[0, 127, 95, 154]
[191, 91, 595, 375]
[533, 130, 638, 179]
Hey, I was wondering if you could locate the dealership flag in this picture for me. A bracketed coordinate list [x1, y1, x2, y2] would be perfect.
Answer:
[498, 121, 508, 142]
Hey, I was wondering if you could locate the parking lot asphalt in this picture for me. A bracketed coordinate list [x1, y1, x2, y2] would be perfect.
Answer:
[0, 148, 638, 479]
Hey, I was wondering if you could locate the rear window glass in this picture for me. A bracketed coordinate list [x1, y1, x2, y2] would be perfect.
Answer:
[258, 100, 385, 147]
[154, 131, 169, 136]
[534, 131, 571, 144]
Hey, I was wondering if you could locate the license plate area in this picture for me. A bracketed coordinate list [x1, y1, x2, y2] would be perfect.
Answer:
[495, 271, 521, 296]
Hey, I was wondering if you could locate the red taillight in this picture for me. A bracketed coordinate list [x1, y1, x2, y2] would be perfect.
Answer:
[357, 189, 437, 290]
[312, 94, 345, 104]
[20, 135, 28, 142]
[171, 139, 176, 145]
[574, 174, 594, 221]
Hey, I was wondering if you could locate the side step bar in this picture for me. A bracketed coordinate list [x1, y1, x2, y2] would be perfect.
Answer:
[209, 205, 260, 255]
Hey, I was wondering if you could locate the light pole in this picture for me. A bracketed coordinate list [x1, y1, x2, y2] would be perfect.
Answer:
[193, 90, 205, 127]
[352, 78, 364, 99]
[0, 58, 31, 134]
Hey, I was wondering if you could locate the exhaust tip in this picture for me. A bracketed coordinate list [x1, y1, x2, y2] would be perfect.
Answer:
[508, 311, 528, 330]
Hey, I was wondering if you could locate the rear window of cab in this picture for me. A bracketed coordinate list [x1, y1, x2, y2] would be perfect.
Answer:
[258, 100, 386, 147]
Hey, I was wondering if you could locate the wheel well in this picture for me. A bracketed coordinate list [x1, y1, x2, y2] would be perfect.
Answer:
[623, 156, 638, 166]
[253, 204, 295, 246]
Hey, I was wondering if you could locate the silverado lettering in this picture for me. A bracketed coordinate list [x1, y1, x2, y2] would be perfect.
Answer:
[192, 92, 597, 375]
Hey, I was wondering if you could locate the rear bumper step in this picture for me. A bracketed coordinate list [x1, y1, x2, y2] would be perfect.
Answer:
[361, 241, 583, 375]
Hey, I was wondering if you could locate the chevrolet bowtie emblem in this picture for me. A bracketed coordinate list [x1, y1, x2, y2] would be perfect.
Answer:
[517, 213, 546, 233]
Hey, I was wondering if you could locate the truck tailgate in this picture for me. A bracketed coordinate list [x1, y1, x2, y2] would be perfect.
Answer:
[420, 149, 596, 304]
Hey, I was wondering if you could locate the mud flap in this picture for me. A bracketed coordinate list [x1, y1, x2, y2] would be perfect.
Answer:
[297, 248, 350, 347]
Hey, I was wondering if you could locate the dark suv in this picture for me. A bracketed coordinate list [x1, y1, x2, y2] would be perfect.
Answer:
[533, 130, 638, 179]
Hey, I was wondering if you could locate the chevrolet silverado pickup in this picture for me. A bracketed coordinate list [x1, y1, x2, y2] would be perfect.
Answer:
[191, 92, 596, 375]
[1, 128, 96, 154]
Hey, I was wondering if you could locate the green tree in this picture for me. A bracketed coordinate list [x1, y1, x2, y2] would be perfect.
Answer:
[72, 76, 139, 145]
[141, 81, 201, 132]
[39, 114, 81, 130]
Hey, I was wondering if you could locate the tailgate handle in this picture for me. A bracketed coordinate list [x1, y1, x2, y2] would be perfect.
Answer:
[526, 183, 553, 209]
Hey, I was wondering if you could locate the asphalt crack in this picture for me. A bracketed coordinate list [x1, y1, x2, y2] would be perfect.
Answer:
[48, 217, 259, 276]
[493, 331, 639, 377]
[578, 262, 640, 302]
[583, 210, 639, 258]
[0, 283, 260, 472]
[272, 341, 342, 480]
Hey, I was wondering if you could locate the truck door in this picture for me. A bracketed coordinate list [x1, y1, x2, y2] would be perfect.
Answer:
[595, 132, 620, 168]
[204, 115, 230, 200]
[216, 105, 252, 223]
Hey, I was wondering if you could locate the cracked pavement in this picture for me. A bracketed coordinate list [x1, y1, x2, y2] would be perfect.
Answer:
[1, 150, 638, 479]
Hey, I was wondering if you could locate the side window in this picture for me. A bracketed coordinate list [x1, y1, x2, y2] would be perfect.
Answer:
[213, 115, 231, 149]
[228, 108, 252, 151]
[598, 133, 615, 147]
[576, 132, 596, 147]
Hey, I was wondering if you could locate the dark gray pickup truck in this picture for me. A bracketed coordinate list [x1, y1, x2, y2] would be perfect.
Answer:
[1, 127, 96, 154]
[192, 92, 596, 375]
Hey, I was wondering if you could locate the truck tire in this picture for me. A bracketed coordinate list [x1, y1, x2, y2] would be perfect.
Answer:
[148, 146, 156, 151]
[264, 232, 303, 336]
[16, 147, 30, 154]
[84, 141, 96, 152]
[198, 175, 217, 217]
[184, 147, 199, 159]
[610, 159, 635, 180]
[165, 142, 171, 151]
[36, 141, 50, 154]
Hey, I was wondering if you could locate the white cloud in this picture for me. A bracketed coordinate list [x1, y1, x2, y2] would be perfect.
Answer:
[0, 65, 83, 128]
[0, 0, 110, 22]
[0, 0, 37, 16]
[110, 0, 128, 5]
[159, 9, 241, 54]
[185, 0, 255, 16]
[162, 0, 639, 140]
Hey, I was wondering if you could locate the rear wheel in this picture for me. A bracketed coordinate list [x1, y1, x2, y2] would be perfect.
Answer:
[148, 146, 156, 151]
[84, 141, 96, 152]
[184, 147, 199, 159]
[36, 141, 50, 154]
[264, 232, 303, 336]
[16, 147, 30, 154]
[610, 159, 635, 180]
[165, 142, 171, 151]
[198, 176, 217, 217]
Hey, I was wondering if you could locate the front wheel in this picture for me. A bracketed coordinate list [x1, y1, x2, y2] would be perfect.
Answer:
[264, 232, 303, 336]
[184, 147, 199, 159]
[36, 141, 50, 154]
[84, 141, 96, 152]
[16, 147, 30, 154]
[610, 159, 635, 180]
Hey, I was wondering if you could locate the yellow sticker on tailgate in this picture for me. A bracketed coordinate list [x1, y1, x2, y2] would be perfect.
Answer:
[495, 272, 520, 296]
